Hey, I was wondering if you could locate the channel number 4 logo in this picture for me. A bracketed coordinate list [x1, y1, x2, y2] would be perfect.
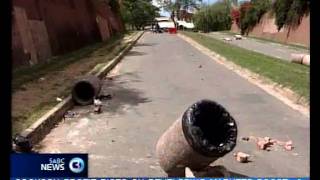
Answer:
[69, 157, 85, 173]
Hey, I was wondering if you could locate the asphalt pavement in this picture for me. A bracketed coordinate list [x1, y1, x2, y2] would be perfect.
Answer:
[35, 32, 309, 177]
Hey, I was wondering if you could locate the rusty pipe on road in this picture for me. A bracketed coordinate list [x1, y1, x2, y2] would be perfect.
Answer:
[72, 75, 102, 105]
[156, 99, 237, 177]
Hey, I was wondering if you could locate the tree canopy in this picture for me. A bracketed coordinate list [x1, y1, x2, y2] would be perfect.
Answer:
[193, 1, 232, 32]
[272, 0, 310, 31]
[120, 0, 160, 30]
[235, 0, 309, 35]
[157, 0, 202, 21]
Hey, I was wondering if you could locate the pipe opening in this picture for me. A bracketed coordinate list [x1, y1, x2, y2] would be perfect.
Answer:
[182, 99, 237, 157]
[72, 81, 95, 105]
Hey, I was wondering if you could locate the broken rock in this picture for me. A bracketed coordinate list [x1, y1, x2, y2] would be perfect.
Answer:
[241, 136, 250, 141]
[284, 140, 294, 151]
[233, 152, 250, 163]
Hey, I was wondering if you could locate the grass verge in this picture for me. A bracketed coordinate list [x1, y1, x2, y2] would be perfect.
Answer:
[13, 33, 125, 92]
[181, 31, 309, 101]
[12, 31, 138, 135]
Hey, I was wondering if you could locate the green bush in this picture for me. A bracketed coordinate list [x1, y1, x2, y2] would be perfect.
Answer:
[239, 0, 271, 35]
[272, 0, 310, 32]
[193, 2, 232, 32]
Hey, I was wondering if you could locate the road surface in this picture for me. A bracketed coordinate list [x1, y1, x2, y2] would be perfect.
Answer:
[207, 32, 309, 61]
[35, 32, 309, 177]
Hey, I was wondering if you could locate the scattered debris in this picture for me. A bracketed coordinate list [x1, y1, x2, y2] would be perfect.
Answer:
[97, 94, 112, 101]
[56, 97, 63, 102]
[284, 140, 294, 151]
[223, 37, 232, 41]
[39, 77, 46, 81]
[185, 167, 195, 177]
[242, 135, 294, 152]
[63, 111, 79, 119]
[94, 106, 102, 114]
[94, 99, 102, 106]
[241, 136, 250, 141]
[13, 134, 32, 152]
[233, 152, 250, 163]
[234, 35, 242, 40]
[94, 98, 103, 114]
[146, 154, 152, 158]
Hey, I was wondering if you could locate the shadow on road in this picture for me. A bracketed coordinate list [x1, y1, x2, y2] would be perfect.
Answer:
[188, 165, 249, 178]
[100, 72, 151, 115]
[126, 51, 147, 57]
[134, 42, 157, 47]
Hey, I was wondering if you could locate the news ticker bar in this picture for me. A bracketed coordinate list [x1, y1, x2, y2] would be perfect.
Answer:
[10, 178, 310, 180]
[11, 154, 88, 178]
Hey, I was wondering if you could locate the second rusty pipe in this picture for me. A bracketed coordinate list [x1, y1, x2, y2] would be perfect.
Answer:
[72, 75, 102, 105]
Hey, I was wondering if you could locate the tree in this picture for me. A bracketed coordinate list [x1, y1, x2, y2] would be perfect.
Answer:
[193, 1, 232, 32]
[157, 0, 202, 21]
[120, 0, 160, 30]
[238, 0, 271, 35]
[272, 0, 310, 34]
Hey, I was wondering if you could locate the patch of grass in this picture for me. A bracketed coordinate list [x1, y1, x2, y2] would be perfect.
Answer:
[181, 31, 309, 101]
[13, 33, 124, 92]
[12, 31, 139, 135]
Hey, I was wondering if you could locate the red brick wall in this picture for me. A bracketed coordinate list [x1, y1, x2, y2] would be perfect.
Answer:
[12, 0, 124, 68]
[231, 12, 309, 47]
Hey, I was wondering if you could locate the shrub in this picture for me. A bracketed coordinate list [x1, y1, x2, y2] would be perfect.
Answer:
[193, 2, 232, 32]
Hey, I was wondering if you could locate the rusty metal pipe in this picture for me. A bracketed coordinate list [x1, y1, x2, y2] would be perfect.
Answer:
[156, 99, 237, 176]
[72, 75, 102, 105]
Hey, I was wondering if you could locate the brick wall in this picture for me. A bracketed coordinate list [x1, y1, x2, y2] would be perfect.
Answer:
[231, 12, 309, 47]
[12, 0, 124, 69]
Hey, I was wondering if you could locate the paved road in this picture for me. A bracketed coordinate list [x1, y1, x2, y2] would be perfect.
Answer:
[35, 32, 309, 177]
[207, 32, 309, 61]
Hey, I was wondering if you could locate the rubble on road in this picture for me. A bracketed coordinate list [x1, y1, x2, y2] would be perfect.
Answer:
[223, 37, 232, 41]
[241, 135, 295, 152]
[63, 111, 79, 119]
[234, 35, 242, 40]
[233, 152, 250, 163]
[185, 167, 195, 177]
[97, 94, 112, 101]
[93, 99, 103, 114]
[13, 134, 32, 152]
[284, 140, 294, 151]
[241, 136, 250, 141]
[56, 97, 63, 102]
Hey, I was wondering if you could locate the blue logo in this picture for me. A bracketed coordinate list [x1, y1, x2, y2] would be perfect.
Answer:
[69, 157, 85, 173]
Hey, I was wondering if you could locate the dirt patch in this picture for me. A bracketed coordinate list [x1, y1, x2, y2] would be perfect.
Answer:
[12, 32, 137, 135]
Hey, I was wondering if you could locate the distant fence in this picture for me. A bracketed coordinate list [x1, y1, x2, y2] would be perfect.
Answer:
[12, 0, 124, 68]
[231, 12, 309, 48]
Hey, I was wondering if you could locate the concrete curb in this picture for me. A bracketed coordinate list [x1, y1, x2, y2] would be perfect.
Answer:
[178, 33, 309, 118]
[16, 31, 145, 148]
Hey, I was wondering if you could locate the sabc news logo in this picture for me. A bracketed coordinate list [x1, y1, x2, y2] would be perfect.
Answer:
[40, 157, 85, 173]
